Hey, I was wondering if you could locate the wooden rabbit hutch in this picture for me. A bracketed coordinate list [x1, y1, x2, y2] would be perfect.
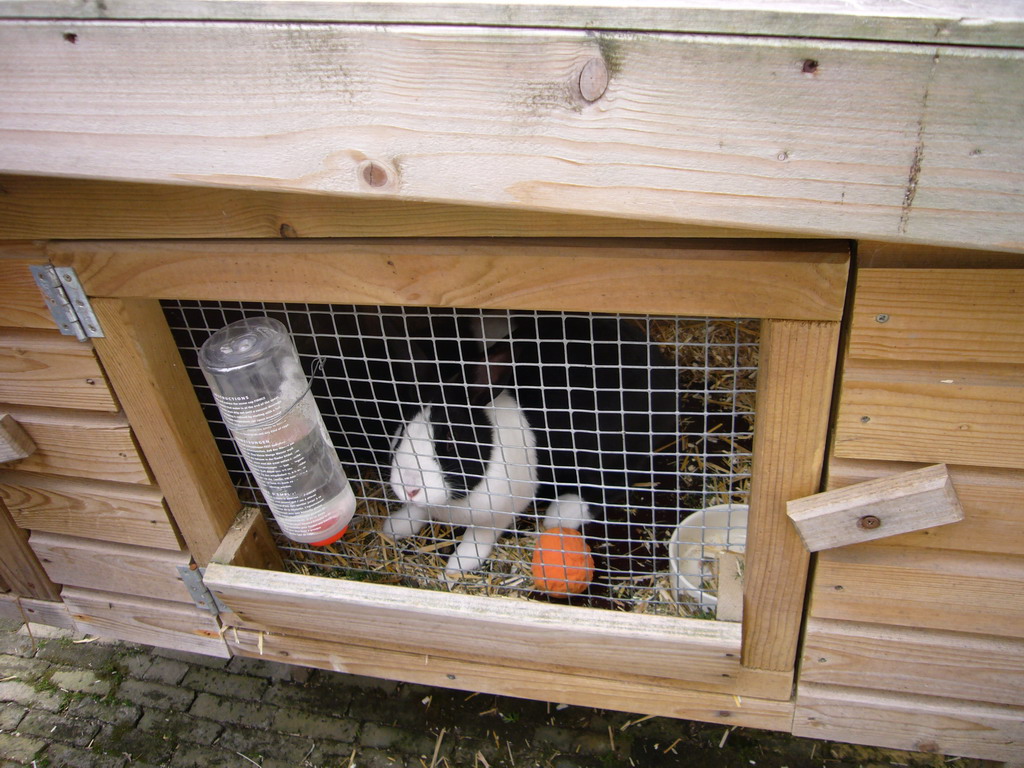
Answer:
[0, 2, 1022, 761]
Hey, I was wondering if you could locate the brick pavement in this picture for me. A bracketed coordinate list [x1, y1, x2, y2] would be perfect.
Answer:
[0, 618, 1002, 768]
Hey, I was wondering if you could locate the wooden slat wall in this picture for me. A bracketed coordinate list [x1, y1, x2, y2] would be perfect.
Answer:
[795, 263, 1024, 760]
[0, 245, 220, 655]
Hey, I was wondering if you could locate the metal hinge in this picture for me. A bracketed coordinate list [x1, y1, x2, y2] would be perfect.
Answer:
[177, 565, 228, 616]
[30, 265, 104, 341]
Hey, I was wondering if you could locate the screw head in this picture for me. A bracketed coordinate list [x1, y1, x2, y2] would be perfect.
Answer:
[875, 313, 890, 323]
[858, 515, 882, 530]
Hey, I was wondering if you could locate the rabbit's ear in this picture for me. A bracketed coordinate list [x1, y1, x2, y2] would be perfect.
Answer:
[467, 342, 514, 406]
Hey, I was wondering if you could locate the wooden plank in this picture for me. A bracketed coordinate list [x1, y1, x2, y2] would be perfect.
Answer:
[801, 618, 1024, 708]
[856, 241, 1024, 269]
[794, 683, 1023, 761]
[209, 506, 283, 573]
[834, 359, 1024, 470]
[810, 544, 1024, 639]
[29, 532, 193, 602]
[0, 175, 780, 241]
[0, 469, 181, 550]
[787, 464, 964, 552]
[2, 24, 1023, 253]
[741, 320, 841, 672]
[50, 239, 851, 322]
[826, 460, 1024, 556]
[0, 497, 60, 600]
[62, 586, 229, 657]
[205, 563, 754, 693]
[0, 405, 153, 485]
[2, 0, 1022, 47]
[0, 329, 119, 412]
[89, 298, 247, 566]
[226, 626, 795, 732]
[0, 594, 74, 629]
[0, 245, 55, 330]
[849, 269, 1024, 365]
[0, 413, 35, 463]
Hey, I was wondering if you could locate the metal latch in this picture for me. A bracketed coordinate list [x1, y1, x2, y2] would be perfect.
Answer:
[177, 565, 228, 616]
[30, 265, 104, 341]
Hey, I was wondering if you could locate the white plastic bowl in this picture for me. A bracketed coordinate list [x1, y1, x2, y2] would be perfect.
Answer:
[667, 503, 749, 607]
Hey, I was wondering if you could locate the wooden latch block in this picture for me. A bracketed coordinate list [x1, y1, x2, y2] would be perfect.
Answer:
[787, 464, 964, 552]
[0, 413, 36, 464]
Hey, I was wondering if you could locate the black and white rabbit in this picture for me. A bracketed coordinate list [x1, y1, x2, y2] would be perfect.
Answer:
[384, 313, 677, 580]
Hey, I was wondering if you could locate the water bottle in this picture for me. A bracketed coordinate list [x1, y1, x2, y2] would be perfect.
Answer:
[199, 317, 355, 546]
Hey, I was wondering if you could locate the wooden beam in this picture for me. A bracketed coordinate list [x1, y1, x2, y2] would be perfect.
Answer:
[0, 175, 777, 241]
[226, 626, 795, 732]
[741, 320, 841, 672]
[2, 23, 1022, 252]
[205, 562, 754, 693]
[0, 497, 60, 601]
[787, 464, 965, 552]
[1, 0, 1021, 47]
[48, 239, 850, 321]
[88, 298, 242, 565]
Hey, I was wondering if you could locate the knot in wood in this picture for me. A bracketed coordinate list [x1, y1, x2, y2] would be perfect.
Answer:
[578, 57, 609, 102]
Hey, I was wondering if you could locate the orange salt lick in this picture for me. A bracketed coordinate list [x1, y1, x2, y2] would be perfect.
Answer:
[531, 527, 595, 597]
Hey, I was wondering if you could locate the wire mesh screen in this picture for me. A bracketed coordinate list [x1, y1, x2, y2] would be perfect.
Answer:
[164, 301, 758, 618]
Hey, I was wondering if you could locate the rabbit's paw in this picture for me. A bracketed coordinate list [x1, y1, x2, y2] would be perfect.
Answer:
[542, 493, 591, 531]
[381, 505, 428, 540]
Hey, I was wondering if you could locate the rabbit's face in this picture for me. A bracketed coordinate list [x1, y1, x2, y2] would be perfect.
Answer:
[389, 407, 451, 508]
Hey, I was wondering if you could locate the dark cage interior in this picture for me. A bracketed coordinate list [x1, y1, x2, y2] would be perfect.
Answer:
[164, 301, 758, 618]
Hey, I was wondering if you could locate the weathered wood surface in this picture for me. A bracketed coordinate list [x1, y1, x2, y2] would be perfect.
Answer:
[90, 298, 241, 565]
[0, 593, 75, 629]
[850, 269, 1024, 365]
[226, 626, 796, 732]
[2, 0, 1022, 47]
[62, 586, 229, 657]
[0, 246, 54, 330]
[0, 175, 774, 241]
[209, 506, 283, 573]
[0, 329, 119, 412]
[0, 413, 35, 463]
[2, 23, 1022, 252]
[834, 359, 1024, 470]
[801, 618, 1024, 707]
[0, 405, 153, 485]
[741, 320, 841, 672]
[810, 544, 1024, 639]
[205, 563, 760, 694]
[29, 532, 193, 602]
[0, 469, 181, 550]
[787, 464, 964, 552]
[0, 497, 60, 600]
[50, 239, 850, 321]
[793, 683, 1023, 761]
[826, 460, 1024, 556]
